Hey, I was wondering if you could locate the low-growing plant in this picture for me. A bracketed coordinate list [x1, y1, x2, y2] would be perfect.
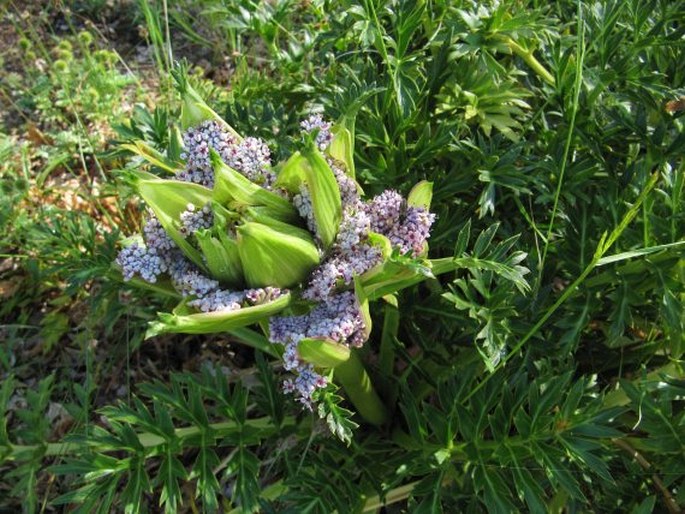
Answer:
[1, 0, 684, 512]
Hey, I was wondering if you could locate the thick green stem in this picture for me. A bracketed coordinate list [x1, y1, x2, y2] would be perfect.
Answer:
[504, 37, 556, 87]
[335, 350, 388, 426]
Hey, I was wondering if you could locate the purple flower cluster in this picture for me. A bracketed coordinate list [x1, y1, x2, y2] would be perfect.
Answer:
[179, 121, 275, 188]
[301, 113, 333, 151]
[118, 114, 437, 416]
[388, 206, 435, 256]
[116, 242, 167, 283]
[292, 186, 316, 236]
[269, 291, 366, 406]
[329, 160, 361, 208]
[143, 215, 176, 252]
[245, 287, 282, 305]
[116, 214, 181, 283]
[169, 258, 219, 298]
[188, 288, 244, 312]
[117, 212, 284, 313]
[363, 190, 435, 257]
[366, 190, 403, 234]
[302, 202, 381, 301]
[180, 120, 237, 188]
[270, 289, 366, 348]
[225, 137, 275, 186]
[185, 281, 285, 313]
[302, 189, 434, 301]
[180, 203, 213, 236]
[282, 367, 328, 409]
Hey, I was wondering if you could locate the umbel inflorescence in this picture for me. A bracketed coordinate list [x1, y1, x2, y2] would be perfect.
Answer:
[116, 73, 435, 412]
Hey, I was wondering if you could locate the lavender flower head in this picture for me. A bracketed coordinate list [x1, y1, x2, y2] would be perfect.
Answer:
[116, 242, 166, 283]
[366, 190, 403, 235]
[270, 291, 365, 406]
[179, 120, 237, 188]
[364, 190, 436, 257]
[293, 185, 317, 236]
[143, 215, 176, 252]
[301, 113, 333, 151]
[188, 289, 245, 313]
[388, 206, 436, 257]
[180, 203, 213, 236]
[225, 136, 275, 185]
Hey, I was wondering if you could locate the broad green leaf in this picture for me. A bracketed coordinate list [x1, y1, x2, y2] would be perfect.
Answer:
[167, 125, 184, 163]
[176, 79, 241, 139]
[243, 207, 315, 241]
[236, 222, 319, 288]
[328, 124, 355, 179]
[195, 229, 243, 286]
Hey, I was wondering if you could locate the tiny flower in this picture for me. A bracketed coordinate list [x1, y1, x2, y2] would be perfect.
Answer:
[179, 120, 238, 188]
[116, 242, 167, 283]
[179, 203, 214, 236]
[301, 113, 333, 151]
[226, 136, 275, 185]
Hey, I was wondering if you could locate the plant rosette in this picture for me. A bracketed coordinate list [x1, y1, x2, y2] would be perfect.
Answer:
[115, 69, 449, 432]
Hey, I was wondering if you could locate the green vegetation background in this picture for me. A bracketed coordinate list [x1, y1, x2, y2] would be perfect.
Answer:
[0, 0, 683, 512]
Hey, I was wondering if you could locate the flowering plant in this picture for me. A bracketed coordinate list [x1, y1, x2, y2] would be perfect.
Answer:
[116, 69, 455, 434]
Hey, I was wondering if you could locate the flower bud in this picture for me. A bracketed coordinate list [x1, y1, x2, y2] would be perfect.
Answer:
[236, 222, 320, 288]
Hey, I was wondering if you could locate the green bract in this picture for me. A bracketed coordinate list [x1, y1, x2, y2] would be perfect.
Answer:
[132, 170, 212, 271]
[276, 149, 342, 249]
[147, 292, 291, 337]
[195, 228, 243, 286]
[236, 222, 320, 288]
[211, 151, 299, 223]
